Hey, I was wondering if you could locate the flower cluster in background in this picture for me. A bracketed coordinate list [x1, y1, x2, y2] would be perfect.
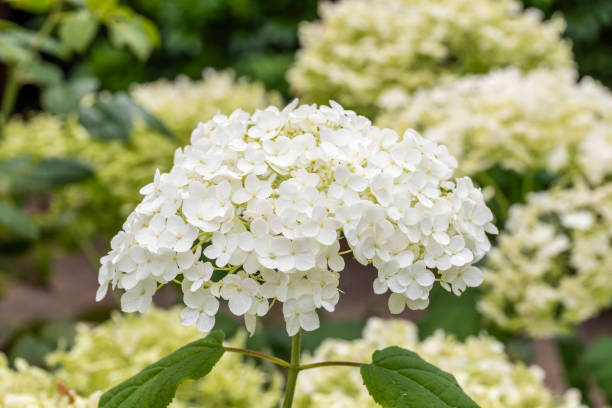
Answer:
[130, 69, 282, 138]
[47, 308, 282, 408]
[295, 318, 586, 408]
[479, 183, 612, 337]
[0, 354, 99, 408]
[288, 0, 572, 116]
[97, 101, 496, 336]
[377, 68, 612, 182]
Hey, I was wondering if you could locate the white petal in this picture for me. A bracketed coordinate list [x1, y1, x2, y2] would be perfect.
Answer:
[299, 311, 320, 332]
[196, 313, 215, 333]
[388, 293, 406, 314]
[228, 293, 252, 316]
[180, 307, 199, 326]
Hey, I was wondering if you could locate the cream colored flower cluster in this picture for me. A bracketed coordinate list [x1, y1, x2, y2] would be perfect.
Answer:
[288, 0, 572, 115]
[131, 69, 282, 137]
[97, 100, 497, 336]
[0, 354, 100, 408]
[295, 318, 586, 408]
[377, 68, 612, 181]
[479, 183, 612, 337]
[0, 70, 280, 239]
[47, 308, 283, 408]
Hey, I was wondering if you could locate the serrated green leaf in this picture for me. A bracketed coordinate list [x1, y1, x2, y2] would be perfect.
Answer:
[18, 58, 63, 86]
[41, 77, 99, 114]
[99, 330, 225, 408]
[0, 200, 38, 240]
[78, 95, 133, 140]
[361, 346, 480, 408]
[59, 10, 99, 53]
[582, 337, 612, 399]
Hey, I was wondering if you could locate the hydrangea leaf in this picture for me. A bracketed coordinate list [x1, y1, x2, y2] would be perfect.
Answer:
[59, 9, 99, 53]
[0, 200, 38, 239]
[582, 337, 612, 399]
[360, 346, 479, 408]
[78, 95, 133, 141]
[99, 330, 225, 408]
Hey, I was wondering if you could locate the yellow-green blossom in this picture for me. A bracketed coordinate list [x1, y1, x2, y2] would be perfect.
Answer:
[47, 308, 282, 408]
[295, 318, 585, 408]
[289, 0, 573, 115]
[0, 354, 100, 408]
[479, 182, 612, 337]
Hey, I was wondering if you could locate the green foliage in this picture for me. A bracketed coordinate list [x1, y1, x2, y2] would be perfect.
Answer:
[582, 337, 612, 399]
[77, 92, 171, 141]
[0, 156, 94, 194]
[523, 0, 612, 88]
[360, 346, 479, 408]
[418, 286, 482, 341]
[99, 330, 225, 408]
[76, 0, 318, 94]
[0, 200, 38, 239]
[59, 9, 99, 53]
[77, 95, 134, 141]
[41, 77, 100, 114]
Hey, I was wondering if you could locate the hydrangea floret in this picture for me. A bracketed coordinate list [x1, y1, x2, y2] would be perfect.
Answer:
[97, 100, 497, 336]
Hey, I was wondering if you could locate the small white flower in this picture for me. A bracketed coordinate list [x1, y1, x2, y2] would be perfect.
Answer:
[181, 289, 219, 332]
[283, 295, 320, 336]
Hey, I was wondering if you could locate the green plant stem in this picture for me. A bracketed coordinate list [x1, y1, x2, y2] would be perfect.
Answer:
[298, 360, 363, 371]
[223, 346, 290, 368]
[282, 331, 302, 408]
[0, 0, 63, 138]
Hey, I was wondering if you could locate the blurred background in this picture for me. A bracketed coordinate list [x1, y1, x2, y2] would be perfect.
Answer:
[1, 0, 612, 407]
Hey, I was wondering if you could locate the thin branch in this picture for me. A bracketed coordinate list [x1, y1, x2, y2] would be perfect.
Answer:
[298, 360, 363, 371]
[223, 346, 290, 368]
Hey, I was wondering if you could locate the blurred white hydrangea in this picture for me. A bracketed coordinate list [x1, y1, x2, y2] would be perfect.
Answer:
[131, 69, 282, 137]
[288, 0, 573, 115]
[479, 182, 612, 337]
[0, 354, 100, 408]
[47, 308, 282, 408]
[377, 68, 612, 183]
[295, 318, 586, 408]
[96, 100, 497, 336]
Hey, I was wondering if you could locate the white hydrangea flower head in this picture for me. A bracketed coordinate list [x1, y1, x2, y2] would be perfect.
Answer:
[479, 182, 612, 337]
[377, 68, 612, 183]
[288, 0, 573, 115]
[295, 318, 587, 408]
[97, 101, 497, 336]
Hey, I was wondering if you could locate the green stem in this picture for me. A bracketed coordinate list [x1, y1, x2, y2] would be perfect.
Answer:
[0, 0, 63, 138]
[223, 346, 289, 368]
[298, 360, 363, 371]
[0, 65, 18, 137]
[282, 331, 302, 408]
